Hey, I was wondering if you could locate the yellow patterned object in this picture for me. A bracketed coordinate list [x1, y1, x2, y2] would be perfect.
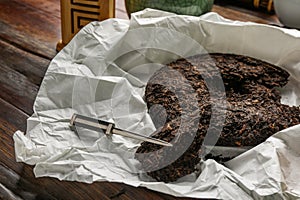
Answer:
[57, 0, 115, 51]
[253, 0, 273, 12]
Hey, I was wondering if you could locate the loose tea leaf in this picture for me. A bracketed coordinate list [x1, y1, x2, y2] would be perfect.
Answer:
[135, 53, 300, 183]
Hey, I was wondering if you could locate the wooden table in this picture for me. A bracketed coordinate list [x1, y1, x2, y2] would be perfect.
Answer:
[0, 0, 281, 199]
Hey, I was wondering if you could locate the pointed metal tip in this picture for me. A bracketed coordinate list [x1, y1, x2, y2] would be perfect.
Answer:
[163, 142, 173, 147]
[167, 143, 173, 147]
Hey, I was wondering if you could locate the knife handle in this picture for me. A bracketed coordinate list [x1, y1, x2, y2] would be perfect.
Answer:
[70, 113, 114, 135]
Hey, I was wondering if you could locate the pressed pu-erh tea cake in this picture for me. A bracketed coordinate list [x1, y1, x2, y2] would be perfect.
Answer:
[135, 53, 300, 183]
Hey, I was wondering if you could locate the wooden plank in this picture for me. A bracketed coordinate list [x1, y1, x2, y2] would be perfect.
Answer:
[0, 98, 28, 132]
[0, 98, 28, 174]
[0, 183, 22, 200]
[0, 39, 49, 86]
[0, 164, 56, 200]
[212, 4, 280, 25]
[11, 0, 61, 19]
[120, 184, 199, 200]
[0, 63, 38, 115]
[214, 0, 274, 14]
[0, 0, 60, 59]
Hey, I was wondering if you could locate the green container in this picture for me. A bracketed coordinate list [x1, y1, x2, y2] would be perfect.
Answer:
[125, 0, 214, 16]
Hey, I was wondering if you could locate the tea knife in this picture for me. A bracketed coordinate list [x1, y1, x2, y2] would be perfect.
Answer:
[70, 113, 173, 147]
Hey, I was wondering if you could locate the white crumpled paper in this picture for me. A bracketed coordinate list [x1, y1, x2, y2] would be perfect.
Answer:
[14, 9, 300, 199]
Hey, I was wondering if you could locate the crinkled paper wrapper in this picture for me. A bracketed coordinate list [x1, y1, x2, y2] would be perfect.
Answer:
[13, 9, 300, 199]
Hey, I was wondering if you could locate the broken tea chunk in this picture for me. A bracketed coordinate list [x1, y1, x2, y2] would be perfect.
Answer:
[135, 53, 300, 183]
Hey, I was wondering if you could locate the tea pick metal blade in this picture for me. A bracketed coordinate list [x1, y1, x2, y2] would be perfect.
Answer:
[70, 113, 172, 147]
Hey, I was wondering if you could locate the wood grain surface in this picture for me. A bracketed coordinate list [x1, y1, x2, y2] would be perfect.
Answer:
[0, 0, 281, 199]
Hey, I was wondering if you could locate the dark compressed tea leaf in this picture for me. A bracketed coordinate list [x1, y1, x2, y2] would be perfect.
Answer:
[135, 53, 300, 183]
